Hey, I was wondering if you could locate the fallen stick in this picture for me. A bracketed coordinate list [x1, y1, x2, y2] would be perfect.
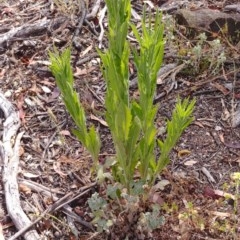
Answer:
[0, 17, 67, 49]
[0, 92, 40, 240]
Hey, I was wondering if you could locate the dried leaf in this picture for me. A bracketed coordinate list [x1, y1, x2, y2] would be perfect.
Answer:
[201, 167, 216, 183]
[209, 211, 231, 218]
[81, 45, 93, 57]
[210, 82, 229, 95]
[153, 180, 170, 191]
[149, 192, 164, 205]
[50, 87, 60, 99]
[16, 94, 26, 124]
[74, 66, 95, 76]
[74, 67, 88, 76]
[58, 155, 75, 164]
[41, 219, 52, 230]
[0, 69, 6, 79]
[53, 162, 68, 177]
[90, 114, 108, 127]
[178, 149, 191, 158]
[184, 160, 197, 166]
[29, 83, 41, 94]
[22, 171, 40, 178]
[19, 146, 25, 156]
[41, 86, 51, 93]
[219, 133, 224, 143]
[60, 130, 71, 136]
[221, 98, 230, 121]
[194, 121, 204, 128]
[4, 90, 12, 97]
[40, 79, 55, 87]
[24, 97, 35, 106]
[203, 186, 224, 200]
[214, 189, 235, 200]
[19, 184, 32, 194]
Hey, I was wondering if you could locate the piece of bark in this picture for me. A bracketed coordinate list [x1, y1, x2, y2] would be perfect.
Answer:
[175, 9, 240, 42]
[0, 17, 68, 50]
[224, 4, 240, 14]
[0, 92, 40, 240]
[201, 167, 216, 183]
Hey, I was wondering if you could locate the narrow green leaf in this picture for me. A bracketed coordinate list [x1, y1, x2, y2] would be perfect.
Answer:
[49, 47, 100, 172]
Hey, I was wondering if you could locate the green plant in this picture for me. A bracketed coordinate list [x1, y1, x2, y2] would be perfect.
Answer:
[87, 185, 165, 238]
[178, 201, 205, 231]
[97, 0, 138, 191]
[97, 0, 195, 192]
[138, 204, 165, 231]
[230, 172, 240, 240]
[179, 32, 226, 75]
[49, 0, 195, 192]
[162, 14, 228, 75]
[49, 0, 195, 235]
[49, 48, 100, 170]
[87, 192, 113, 233]
[130, 8, 164, 183]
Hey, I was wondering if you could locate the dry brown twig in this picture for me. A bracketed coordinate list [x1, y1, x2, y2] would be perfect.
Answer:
[10, 179, 96, 239]
[0, 92, 40, 240]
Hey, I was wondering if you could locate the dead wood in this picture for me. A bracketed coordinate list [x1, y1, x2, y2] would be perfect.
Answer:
[0, 92, 40, 240]
[224, 4, 240, 13]
[0, 17, 68, 50]
[8, 178, 95, 239]
[18, 178, 95, 230]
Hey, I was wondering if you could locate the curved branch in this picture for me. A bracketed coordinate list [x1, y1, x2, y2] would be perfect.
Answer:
[0, 92, 40, 240]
